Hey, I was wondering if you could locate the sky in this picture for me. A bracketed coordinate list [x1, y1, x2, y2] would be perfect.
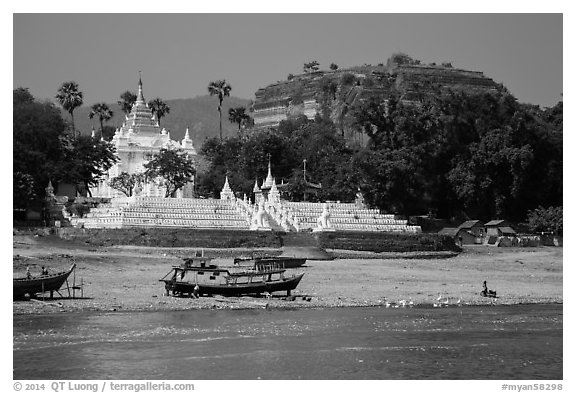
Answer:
[13, 13, 563, 108]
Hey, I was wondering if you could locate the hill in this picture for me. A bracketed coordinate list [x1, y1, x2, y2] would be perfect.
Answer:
[252, 54, 501, 137]
[65, 95, 252, 148]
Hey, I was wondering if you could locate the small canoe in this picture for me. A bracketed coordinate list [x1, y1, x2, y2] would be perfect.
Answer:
[13, 263, 76, 300]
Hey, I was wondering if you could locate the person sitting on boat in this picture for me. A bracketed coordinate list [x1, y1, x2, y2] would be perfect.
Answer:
[26, 267, 32, 279]
[41, 266, 49, 276]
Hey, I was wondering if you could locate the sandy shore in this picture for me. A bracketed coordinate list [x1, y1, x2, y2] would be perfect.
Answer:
[12, 233, 563, 314]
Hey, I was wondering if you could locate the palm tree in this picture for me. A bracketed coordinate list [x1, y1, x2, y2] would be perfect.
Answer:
[148, 98, 171, 127]
[55, 81, 83, 138]
[228, 107, 250, 132]
[207, 80, 232, 140]
[118, 91, 137, 115]
[88, 103, 114, 136]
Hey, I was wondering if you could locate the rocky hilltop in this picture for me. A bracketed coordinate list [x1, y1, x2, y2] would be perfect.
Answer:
[252, 54, 501, 136]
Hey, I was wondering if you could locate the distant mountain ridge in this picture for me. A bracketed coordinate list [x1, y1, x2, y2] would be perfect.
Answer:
[65, 95, 252, 148]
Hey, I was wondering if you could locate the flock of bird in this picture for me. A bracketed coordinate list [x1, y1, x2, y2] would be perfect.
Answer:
[382, 295, 463, 308]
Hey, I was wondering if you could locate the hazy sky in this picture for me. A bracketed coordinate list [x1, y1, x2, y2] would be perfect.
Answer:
[13, 13, 562, 108]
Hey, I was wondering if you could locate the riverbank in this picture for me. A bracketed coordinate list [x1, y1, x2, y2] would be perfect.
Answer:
[12, 233, 562, 314]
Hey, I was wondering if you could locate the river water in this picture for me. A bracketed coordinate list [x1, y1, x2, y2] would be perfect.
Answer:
[13, 304, 562, 380]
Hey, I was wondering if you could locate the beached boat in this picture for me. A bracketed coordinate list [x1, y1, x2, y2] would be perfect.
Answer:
[233, 255, 307, 270]
[13, 263, 76, 300]
[160, 258, 304, 297]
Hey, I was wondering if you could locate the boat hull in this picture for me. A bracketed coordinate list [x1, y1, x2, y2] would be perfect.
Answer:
[13, 264, 76, 300]
[163, 273, 304, 297]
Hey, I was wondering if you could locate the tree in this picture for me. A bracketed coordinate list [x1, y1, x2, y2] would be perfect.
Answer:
[101, 125, 116, 141]
[14, 87, 68, 200]
[228, 107, 250, 132]
[56, 135, 118, 197]
[148, 97, 171, 127]
[330, 63, 339, 71]
[118, 91, 137, 115]
[353, 96, 398, 149]
[13, 172, 36, 209]
[109, 172, 144, 197]
[88, 103, 114, 135]
[144, 148, 196, 197]
[527, 206, 563, 235]
[287, 73, 294, 80]
[207, 80, 232, 141]
[303, 61, 320, 74]
[55, 81, 83, 138]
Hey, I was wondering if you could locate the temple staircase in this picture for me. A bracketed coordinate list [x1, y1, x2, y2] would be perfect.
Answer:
[72, 197, 252, 230]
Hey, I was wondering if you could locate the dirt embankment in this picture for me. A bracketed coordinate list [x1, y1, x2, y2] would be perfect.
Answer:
[12, 233, 562, 315]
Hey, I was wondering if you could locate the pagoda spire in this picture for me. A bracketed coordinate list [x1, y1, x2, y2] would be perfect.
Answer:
[136, 70, 145, 104]
[220, 175, 234, 200]
[263, 154, 274, 188]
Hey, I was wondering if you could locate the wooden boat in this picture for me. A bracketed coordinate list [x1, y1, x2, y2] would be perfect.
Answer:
[13, 263, 76, 300]
[160, 258, 304, 297]
[233, 255, 307, 270]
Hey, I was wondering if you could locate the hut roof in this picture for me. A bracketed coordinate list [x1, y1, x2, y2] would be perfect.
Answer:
[438, 228, 459, 237]
[500, 226, 516, 235]
[458, 220, 483, 229]
[485, 220, 506, 226]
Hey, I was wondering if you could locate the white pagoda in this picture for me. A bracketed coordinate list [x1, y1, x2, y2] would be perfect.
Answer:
[91, 75, 197, 198]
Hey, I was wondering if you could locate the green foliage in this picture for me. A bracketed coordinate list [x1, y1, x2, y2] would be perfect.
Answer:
[14, 88, 121, 205]
[197, 118, 353, 202]
[118, 91, 136, 115]
[13, 172, 36, 209]
[330, 63, 339, 71]
[287, 73, 294, 80]
[88, 103, 113, 133]
[527, 206, 562, 235]
[109, 172, 144, 197]
[208, 80, 232, 141]
[56, 135, 118, 197]
[350, 89, 562, 222]
[101, 125, 116, 141]
[55, 81, 83, 136]
[303, 60, 320, 73]
[14, 88, 68, 200]
[228, 106, 251, 131]
[144, 148, 196, 197]
[388, 53, 418, 66]
[148, 97, 171, 127]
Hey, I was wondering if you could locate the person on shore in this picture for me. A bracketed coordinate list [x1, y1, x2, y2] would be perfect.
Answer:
[481, 281, 497, 298]
[481, 281, 488, 296]
[193, 284, 200, 298]
[26, 267, 32, 279]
